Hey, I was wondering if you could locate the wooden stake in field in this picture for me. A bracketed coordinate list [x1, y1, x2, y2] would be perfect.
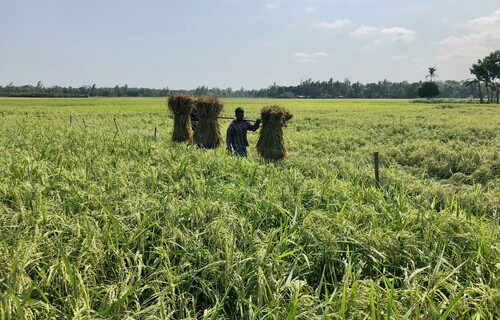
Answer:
[168, 94, 195, 143]
[114, 118, 119, 135]
[193, 96, 224, 149]
[256, 105, 293, 161]
[374, 151, 380, 188]
[82, 118, 87, 128]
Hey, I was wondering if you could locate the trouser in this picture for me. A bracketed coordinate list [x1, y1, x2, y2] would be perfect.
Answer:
[234, 147, 248, 157]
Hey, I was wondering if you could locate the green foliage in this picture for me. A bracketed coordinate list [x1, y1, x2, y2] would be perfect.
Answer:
[469, 50, 500, 103]
[416, 81, 441, 99]
[0, 97, 499, 319]
[0, 78, 479, 99]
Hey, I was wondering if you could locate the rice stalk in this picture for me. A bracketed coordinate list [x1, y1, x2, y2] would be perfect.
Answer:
[256, 105, 293, 161]
[193, 96, 223, 149]
[167, 94, 194, 143]
[0, 97, 499, 319]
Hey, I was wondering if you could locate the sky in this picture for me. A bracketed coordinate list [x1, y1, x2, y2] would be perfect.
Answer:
[1, 0, 499, 89]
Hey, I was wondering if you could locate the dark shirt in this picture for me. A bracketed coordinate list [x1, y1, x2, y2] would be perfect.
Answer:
[190, 112, 199, 130]
[226, 119, 260, 150]
[190, 113, 199, 122]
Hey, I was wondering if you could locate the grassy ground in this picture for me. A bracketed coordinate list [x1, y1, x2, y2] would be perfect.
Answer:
[0, 97, 499, 319]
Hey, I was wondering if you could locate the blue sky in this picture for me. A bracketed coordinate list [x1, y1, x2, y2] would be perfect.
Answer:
[1, 0, 499, 89]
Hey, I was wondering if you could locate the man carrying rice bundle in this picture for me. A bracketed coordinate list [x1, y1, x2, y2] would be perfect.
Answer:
[226, 107, 261, 157]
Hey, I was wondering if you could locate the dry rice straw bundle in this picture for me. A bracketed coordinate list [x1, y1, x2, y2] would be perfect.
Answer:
[168, 94, 195, 143]
[256, 105, 293, 161]
[193, 96, 224, 149]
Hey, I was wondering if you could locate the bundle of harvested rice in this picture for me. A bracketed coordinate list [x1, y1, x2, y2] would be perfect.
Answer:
[193, 96, 224, 149]
[168, 94, 195, 142]
[256, 105, 293, 160]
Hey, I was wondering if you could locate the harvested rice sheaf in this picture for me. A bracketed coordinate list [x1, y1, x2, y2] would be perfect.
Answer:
[257, 105, 293, 160]
[193, 96, 224, 149]
[168, 94, 195, 142]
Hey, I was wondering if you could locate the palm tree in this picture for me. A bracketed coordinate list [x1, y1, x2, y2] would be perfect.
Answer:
[470, 61, 489, 103]
[426, 67, 438, 81]
[464, 78, 483, 103]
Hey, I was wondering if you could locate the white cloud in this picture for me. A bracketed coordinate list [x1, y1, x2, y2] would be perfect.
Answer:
[434, 9, 500, 48]
[293, 52, 329, 58]
[434, 36, 463, 46]
[350, 25, 378, 37]
[293, 52, 329, 62]
[434, 9, 500, 64]
[380, 27, 416, 43]
[305, 7, 316, 14]
[434, 33, 499, 46]
[314, 19, 351, 30]
[412, 58, 423, 63]
[350, 25, 416, 43]
[435, 46, 493, 62]
[466, 9, 500, 28]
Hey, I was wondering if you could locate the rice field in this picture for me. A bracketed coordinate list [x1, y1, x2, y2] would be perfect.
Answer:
[0, 97, 499, 319]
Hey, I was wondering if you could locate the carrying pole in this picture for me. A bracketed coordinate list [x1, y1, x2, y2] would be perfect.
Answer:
[218, 116, 256, 122]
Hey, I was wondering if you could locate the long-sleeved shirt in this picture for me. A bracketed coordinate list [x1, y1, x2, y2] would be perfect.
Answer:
[190, 112, 199, 130]
[226, 119, 260, 150]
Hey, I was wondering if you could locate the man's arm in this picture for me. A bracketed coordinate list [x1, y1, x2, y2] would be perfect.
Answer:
[226, 124, 234, 151]
[247, 119, 261, 132]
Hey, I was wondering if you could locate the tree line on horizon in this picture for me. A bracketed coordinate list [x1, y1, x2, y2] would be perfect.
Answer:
[1, 50, 498, 102]
[0, 79, 480, 100]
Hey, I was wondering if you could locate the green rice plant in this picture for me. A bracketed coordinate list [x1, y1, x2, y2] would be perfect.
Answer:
[256, 105, 293, 161]
[0, 97, 499, 319]
[193, 96, 224, 149]
[167, 94, 194, 142]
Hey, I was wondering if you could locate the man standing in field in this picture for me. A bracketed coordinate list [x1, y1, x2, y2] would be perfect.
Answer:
[226, 107, 261, 157]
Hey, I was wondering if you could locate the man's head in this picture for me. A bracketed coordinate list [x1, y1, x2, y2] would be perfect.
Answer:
[235, 107, 244, 121]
